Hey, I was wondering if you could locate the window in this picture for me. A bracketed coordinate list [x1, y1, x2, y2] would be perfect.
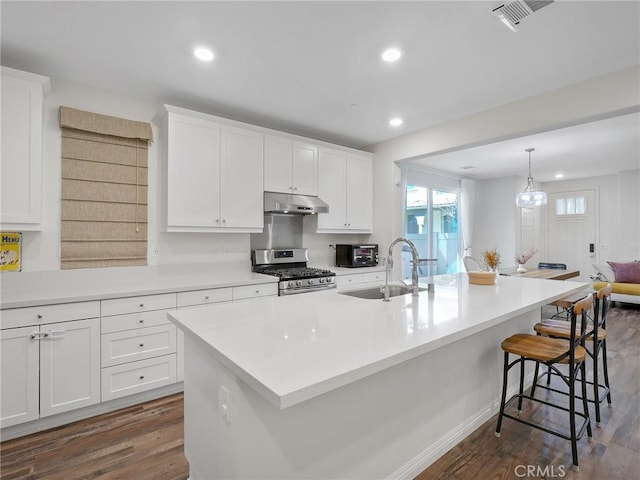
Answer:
[556, 196, 586, 216]
[403, 185, 459, 278]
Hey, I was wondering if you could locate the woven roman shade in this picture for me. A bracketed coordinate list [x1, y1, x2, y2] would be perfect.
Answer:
[60, 107, 152, 269]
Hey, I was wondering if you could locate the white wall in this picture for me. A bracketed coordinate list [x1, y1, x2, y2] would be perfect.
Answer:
[472, 177, 520, 270]
[367, 66, 640, 272]
[542, 171, 640, 264]
[18, 76, 370, 272]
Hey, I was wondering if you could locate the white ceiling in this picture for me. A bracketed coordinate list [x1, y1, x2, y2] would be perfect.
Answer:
[1, 1, 639, 179]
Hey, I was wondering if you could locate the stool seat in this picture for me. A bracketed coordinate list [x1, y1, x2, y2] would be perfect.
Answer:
[534, 319, 607, 341]
[501, 333, 586, 363]
[550, 290, 593, 309]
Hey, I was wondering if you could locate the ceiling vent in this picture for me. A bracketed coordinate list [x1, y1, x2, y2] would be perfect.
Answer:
[492, 0, 555, 31]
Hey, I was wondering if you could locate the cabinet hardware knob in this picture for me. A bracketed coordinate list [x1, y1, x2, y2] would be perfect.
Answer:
[139, 303, 144, 308]
[139, 375, 145, 380]
[139, 343, 144, 347]
[222, 219, 226, 224]
[255, 290, 259, 294]
[36, 314, 43, 319]
[216, 219, 220, 223]
[139, 319, 144, 323]
[204, 295, 210, 300]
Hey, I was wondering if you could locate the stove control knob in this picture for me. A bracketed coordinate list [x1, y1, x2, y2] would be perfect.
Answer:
[296, 280, 302, 287]
[326, 277, 333, 283]
[288, 281, 293, 288]
[307, 279, 314, 286]
[319, 278, 325, 283]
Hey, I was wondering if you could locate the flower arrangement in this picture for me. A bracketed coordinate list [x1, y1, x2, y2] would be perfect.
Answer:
[514, 247, 538, 266]
[482, 247, 501, 271]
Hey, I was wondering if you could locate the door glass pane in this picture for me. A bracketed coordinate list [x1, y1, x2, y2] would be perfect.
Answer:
[556, 198, 566, 215]
[433, 190, 458, 275]
[404, 185, 428, 279]
[575, 196, 586, 214]
[403, 185, 459, 279]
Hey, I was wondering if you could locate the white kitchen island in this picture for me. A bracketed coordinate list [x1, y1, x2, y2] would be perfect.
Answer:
[168, 273, 587, 479]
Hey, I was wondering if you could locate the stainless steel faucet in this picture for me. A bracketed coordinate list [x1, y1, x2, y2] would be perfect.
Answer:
[383, 237, 420, 301]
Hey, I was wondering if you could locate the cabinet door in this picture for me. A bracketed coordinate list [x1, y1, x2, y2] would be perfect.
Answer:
[1, 74, 44, 229]
[292, 142, 318, 196]
[220, 126, 264, 229]
[0, 327, 39, 428]
[166, 113, 221, 228]
[39, 318, 101, 418]
[346, 153, 373, 232]
[317, 148, 347, 231]
[264, 135, 293, 194]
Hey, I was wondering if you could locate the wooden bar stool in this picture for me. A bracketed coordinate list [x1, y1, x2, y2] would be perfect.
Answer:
[532, 283, 613, 425]
[495, 294, 593, 472]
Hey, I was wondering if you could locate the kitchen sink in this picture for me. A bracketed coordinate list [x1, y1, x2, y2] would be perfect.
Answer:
[339, 284, 428, 300]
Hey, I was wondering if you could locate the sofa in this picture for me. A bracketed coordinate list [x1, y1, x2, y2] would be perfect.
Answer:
[592, 261, 640, 305]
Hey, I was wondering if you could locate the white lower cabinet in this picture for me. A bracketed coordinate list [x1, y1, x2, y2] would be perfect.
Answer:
[0, 302, 101, 428]
[100, 294, 177, 401]
[101, 355, 177, 401]
[0, 327, 39, 428]
[39, 318, 101, 418]
[336, 271, 385, 290]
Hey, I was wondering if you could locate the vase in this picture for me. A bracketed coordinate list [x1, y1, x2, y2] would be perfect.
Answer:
[489, 267, 499, 283]
[517, 264, 527, 273]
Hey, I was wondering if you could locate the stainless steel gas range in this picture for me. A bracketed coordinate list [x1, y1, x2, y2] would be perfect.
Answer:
[251, 248, 336, 295]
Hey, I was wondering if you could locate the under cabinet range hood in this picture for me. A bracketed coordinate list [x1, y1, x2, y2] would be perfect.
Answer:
[263, 191, 329, 215]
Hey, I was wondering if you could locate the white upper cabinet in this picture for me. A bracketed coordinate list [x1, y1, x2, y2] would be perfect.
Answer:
[317, 149, 372, 233]
[164, 106, 264, 232]
[220, 126, 264, 229]
[264, 135, 318, 196]
[166, 113, 221, 229]
[1, 67, 50, 230]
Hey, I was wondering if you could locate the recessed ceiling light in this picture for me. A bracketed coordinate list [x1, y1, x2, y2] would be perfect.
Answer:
[389, 117, 403, 127]
[194, 46, 214, 62]
[555, 173, 564, 179]
[381, 48, 402, 62]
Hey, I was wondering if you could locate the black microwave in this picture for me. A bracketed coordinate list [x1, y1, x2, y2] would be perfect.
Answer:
[335, 244, 378, 267]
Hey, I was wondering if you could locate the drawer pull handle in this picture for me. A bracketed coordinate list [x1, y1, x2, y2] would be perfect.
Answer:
[139, 375, 145, 380]
[36, 314, 43, 319]
[139, 303, 144, 308]
[139, 319, 144, 324]
[139, 343, 144, 347]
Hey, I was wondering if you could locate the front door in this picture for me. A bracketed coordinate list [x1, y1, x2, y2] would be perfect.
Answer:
[546, 190, 596, 282]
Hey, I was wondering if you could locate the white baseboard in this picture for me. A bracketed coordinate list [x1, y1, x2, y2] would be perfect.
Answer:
[388, 374, 534, 480]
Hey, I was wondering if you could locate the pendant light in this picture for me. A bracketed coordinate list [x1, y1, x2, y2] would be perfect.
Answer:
[516, 148, 547, 207]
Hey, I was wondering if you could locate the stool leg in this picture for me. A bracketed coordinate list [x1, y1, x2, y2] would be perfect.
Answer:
[530, 360, 540, 398]
[581, 360, 592, 438]
[517, 357, 525, 411]
[602, 339, 612, 405]
[593, 339, 602, 425]
[495, 351, 509, 437]
[569, 361, 579, 471]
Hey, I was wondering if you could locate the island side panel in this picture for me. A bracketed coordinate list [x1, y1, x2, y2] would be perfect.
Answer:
[183, 308, 540, 479]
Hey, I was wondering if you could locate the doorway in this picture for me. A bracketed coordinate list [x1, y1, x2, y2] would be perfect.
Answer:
[403, 185, 459, 279]
[546, 189, 596, 282]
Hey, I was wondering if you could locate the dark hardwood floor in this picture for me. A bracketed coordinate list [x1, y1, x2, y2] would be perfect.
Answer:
[1, 303, 638, 480]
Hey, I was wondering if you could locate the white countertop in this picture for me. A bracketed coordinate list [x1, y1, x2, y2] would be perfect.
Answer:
[0, 262, 277, 309]
[169, 273, 588, 409]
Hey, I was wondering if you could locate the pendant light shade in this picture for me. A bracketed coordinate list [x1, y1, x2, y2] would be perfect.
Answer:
[516, 148, 547, 207]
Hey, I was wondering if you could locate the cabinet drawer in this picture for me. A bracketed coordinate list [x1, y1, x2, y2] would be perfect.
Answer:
[232, 283, 278, 301]
[361, 271, 385, 284]
[101, 309, 173, 334]
[336, 274, 363, 288]
[101, 354, 177, 401]
[1, 301, 100, 329]
[101, 324, 177, 367]
[101, 293, 176, 317]
[177, 288, 232, 308]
